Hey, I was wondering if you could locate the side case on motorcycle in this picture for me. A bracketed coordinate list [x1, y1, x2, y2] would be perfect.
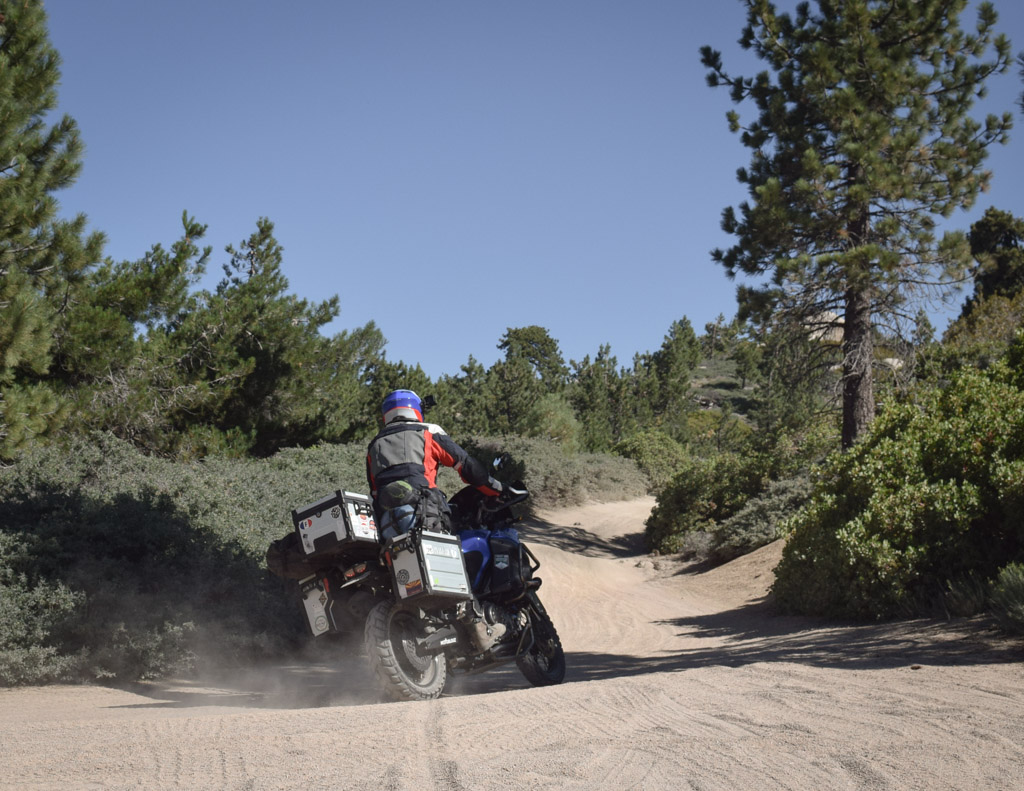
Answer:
[385, 530, 473, 606]
[488, 530, 526, 599]
[292, 490, 379, 558]
[297, 574, 354, 637]
[298, 575, 332, 636]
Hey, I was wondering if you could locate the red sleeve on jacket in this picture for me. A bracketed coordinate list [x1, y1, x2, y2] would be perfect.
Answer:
[421, 430, 448, 488]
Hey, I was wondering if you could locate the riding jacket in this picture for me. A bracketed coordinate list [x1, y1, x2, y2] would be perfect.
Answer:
[365, 418, 500, 517]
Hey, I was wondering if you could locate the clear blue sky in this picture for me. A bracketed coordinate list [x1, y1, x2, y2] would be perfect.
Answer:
[46, 1, 1024, 380]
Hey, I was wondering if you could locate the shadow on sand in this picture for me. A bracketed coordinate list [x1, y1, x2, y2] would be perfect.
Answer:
[516, 514, 644, 558]
[566, 600, 1022, 680]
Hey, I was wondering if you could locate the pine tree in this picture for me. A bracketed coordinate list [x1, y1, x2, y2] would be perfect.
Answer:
[1018, 51, 1024, 115]
[569, 344, 622, 451]
[485, 356, 542, 436]
[434, 356, 492, 436]
[731, 338, 762, 389]
[0, 1, 104, 457]
[749, 315, 837, 446]
[497, 326, 568, 392]
[702, 0, 1012, 448]
[964, 207, 1024, 311]
[651, 317, 700, 437]
[621, 351, 661, 437]
[320, 321, 388, 441]
[168, 218, 367, 455]
[61, 216, 217, 453]
[53, 212, 209, 388]
[485, 326, 567, 435]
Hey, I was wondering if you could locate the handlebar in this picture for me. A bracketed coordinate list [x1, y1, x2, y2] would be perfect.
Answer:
[481, 484, 529, 514]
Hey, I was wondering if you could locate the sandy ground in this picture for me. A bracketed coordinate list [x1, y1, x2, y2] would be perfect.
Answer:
[2, 497, 1023, 790]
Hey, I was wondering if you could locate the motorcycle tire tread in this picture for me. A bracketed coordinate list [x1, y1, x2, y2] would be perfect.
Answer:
[516, 608, 567, 687]
[364, 599, 448, 702]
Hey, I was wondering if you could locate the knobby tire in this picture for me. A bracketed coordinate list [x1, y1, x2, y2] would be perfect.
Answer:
[516, 601, 566, 687]
[364, 599, 447, 702]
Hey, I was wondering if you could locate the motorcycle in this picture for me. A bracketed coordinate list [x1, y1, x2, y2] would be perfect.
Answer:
[275, 479, 566, 701]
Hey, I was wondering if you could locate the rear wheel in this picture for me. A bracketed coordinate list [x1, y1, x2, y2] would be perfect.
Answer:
[516, 602, 566, 687]
[364, 600, 447, 701]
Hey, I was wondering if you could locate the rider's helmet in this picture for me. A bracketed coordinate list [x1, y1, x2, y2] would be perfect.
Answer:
[381, 389, 423, 425]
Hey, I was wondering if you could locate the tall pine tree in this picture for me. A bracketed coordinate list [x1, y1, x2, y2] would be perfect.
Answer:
[0, 1, 104, 457]
[702, 0, 1012, 447]
[569, 344, 623, 451]
[651, 317, 700, 440]
[497, 326, 568, 392]
[169, 218, 371, 456]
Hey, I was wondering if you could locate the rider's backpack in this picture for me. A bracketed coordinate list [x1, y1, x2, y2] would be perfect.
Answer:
[415, 487, 453, 533]
[379, 481, 453, 538]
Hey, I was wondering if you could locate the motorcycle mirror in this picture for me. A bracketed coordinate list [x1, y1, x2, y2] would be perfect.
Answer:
[422, 394, 437, 413]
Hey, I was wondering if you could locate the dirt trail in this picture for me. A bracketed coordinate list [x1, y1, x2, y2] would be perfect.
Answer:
[2, 498, 1022, 790]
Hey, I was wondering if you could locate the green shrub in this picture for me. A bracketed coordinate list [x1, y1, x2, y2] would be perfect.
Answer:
[644, 452, 766, 554]
[941, 573, 990, 618]
[710, 475, 813, 562]
[990, 562, 1024, 635]
[685, 407, 754, 455]
[773, 364, 1024, 619]
[614, 429, 688, 493]
[0, 433, 370, 685]
[753, 419, 841, 481]
[0, 553, 84, 685]
[521, 393, 583, 454]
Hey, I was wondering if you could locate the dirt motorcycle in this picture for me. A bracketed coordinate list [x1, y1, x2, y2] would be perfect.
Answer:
[273, 480, 566, 701]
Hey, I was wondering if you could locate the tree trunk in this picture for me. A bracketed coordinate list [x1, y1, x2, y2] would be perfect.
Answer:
[841, 286, 874, 449]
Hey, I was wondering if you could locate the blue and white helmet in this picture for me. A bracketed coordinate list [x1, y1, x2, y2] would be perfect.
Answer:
[381, 389, 423, 425]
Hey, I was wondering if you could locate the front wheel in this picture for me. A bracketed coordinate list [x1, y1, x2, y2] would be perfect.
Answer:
[364, 599, 447, 701]
[516, 601, 566, 687]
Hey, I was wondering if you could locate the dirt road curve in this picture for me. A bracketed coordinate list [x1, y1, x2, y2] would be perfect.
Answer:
[2, 498, 1022, 791]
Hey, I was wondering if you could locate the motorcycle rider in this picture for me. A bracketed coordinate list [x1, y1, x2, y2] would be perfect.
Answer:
[366, 389, 503, 540]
